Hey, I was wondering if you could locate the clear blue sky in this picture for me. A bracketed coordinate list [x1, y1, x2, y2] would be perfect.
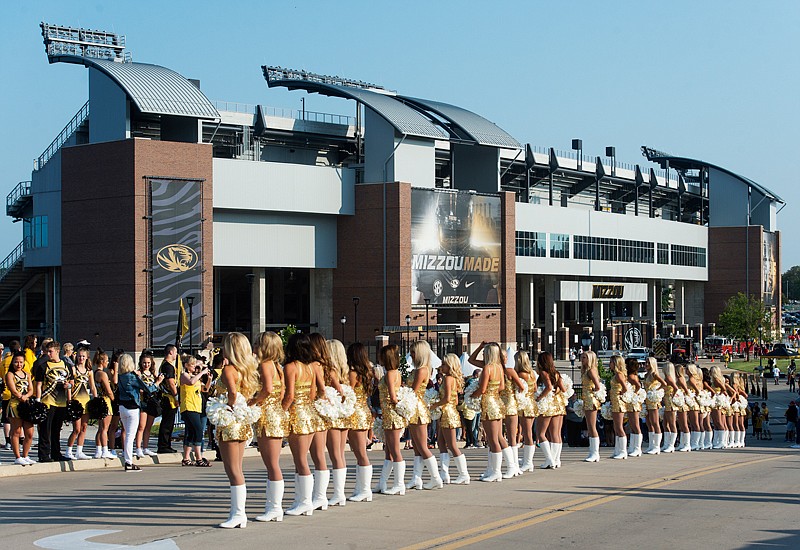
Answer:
[2, 1, 799, 267]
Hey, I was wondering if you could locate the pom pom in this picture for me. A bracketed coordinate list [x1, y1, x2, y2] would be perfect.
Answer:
[671, 390, 686, 408]
[684, 392, 698, 408]
[646, 388, 665, 405]
[394, 386, 419, 421]
[620, 387, 636, 404]
[600, 402, 613, 420]
[572, 398, 585, 418]
[18, 399, 48, 424]
[635, 388, 647, 405]
[424, 387, 442, 420]
[207, 395, 236, 427]
[65, 399, 85, 422]
[658, 407, 665, 420]
[314, 386, 344, 420]
[231, 393, 262, 424]
[515, 379, 532, 410]
[738, 395, 748, 409]
[639, 407, 648, 419]
[463, 379, 482, 412]
[142, 391, 162, 417]
[696, 390, 714, 408]
[86, 396, 109, 420]
[561, 374, 575, 399]
[430, 408, 442, 421]
[372, 416, 384, 441]
[593, 386, 607, 403]
[534, 385, 553, 414]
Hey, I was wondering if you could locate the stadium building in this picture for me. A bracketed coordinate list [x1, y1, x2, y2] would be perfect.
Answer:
[0, 24, 784, 357]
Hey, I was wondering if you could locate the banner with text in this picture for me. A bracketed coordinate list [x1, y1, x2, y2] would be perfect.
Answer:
[411, 189, 502, 306]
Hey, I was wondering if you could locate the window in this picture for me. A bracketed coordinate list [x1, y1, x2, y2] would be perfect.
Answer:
[23, 215, 48, 249]
[618, 239, 654, 264]
[573, 236, 618, 261]
[657, 243, 669, 264]
[549, 233, 570, 258]
[671, 245, 706, 267]
[515, 231, 546, 257]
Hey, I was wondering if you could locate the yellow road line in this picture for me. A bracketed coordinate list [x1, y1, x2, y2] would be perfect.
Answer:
[401, 456, 782, 550]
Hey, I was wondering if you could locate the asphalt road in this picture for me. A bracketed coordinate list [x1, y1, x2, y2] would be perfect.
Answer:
[2, 387, 799, 549]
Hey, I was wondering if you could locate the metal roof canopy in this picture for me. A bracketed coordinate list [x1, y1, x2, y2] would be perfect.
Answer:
[643, 151, 783, 204]
[263, 75, 449, 140]
[398, 96, 521, 149]
[49, 54, 220, 119]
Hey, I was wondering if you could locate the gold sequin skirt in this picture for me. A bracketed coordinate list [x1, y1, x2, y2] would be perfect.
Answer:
[519, 395, 538, 418]
[289, 402, 326, 435]
[582, 389, 601, 411]
[610, 393, 629, 414]
[481, 394, 506, 421]
[409, 398, 431, 425]
[381, 401, 408, 430]
[219, 422, 254, 442]
[500, 389, 518, 416]
[348, 399, 372, 431]
[256, 400, 289, 439]
[688, 391, 701, 412]
[439, 403, 462, 429]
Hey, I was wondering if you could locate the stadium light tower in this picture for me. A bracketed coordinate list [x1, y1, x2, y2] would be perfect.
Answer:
[262, 65, 386, 92]
[40, 21, 130, 63]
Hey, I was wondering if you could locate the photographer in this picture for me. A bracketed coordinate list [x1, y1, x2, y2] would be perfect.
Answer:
[180, 355, 211, 467]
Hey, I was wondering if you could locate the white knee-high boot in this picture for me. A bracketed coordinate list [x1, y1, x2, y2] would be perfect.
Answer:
[629, 434, 642, 457]
[452, 453, 470, 484]
[422, 456, 444, 489]
[349, 465, 373, 502]
[521, 444, 537, 470]
[375, 459, 392, 493]
[502, 446, 516, 478]
[646, 433, 662, 454]
[539, 441, 556, 469]
[439, 452, 451, 484]
[384, 461, 406, 495]
[676, 432, 691, 452]
[286, 475, 314, 516]
[255, 479, 284, 522]
[661, 432, 676, 453]
[312, 469, 329, 510]
[584, 437, 600, 462]
[712, 430, 724, 449]
[553, 443, 563, 467]
[482, 452, 503, 482]
[328, 468, 347, 507]
[512, 445, 522, 475]
[611, 436, 627, 459]
[406, 456, 423, 490]
[219, 484, 248, 528]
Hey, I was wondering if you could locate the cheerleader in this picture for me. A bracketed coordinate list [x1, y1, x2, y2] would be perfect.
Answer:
[548, 356, 568, 467]
[709, 366, 727, 449]
[310, 334, 343, 508]
[642, 357, 665, 454]
[406, 340, 443, 490]
[283, 333, 320, 517]
[469, 342, 519, 477]
[624, 358, 643, 457]
[471, 343, 506, 481]
[66, 347, 96, 460]
[216, 332, 259, 528]
[580, 350, 603, 462]
[5, 352, 35, 464]
[346, 342, 375, 501]
[106, 351, 122, 458]
[378, 344, 408, 495]
[431, 353, 469, 484]
[660, 362, 680, 453]
[134, 351, 159, 458]
[251, 331, 288, 522]
[674, 364, 692, 452]
[686, 364, 704, 451]
[531, 352, 560, 467]
[515, 350, 538, 470]
[325, 339, 352, 506]
[609, 356, 630, 459]
[731, 372, 748, 448]
[93, 350, 116, 459]
[722, 374, 738, 448]
[699, 367, 715, 449]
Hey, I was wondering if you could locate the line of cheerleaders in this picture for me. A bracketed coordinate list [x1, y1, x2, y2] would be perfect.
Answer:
[212, 332, 746, 529]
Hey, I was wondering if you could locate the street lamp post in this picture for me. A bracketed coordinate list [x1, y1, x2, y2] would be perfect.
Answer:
[424, 298, 431, 343]
[405, 314, 411, 354]
[340, 315, 347, 343]
[352, 297, 360, 343]
[245, 272, 255, 343]
[759, 325, 764, 368]
[186, 296, 195, 355]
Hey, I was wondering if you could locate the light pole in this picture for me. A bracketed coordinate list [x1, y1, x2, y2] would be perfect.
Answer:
[405, 314, 411, 354]
[186, 296, 195, 355]
[758, 325, 764, 368]
[340, 315, 347, 343]
[245, 272, 255, 343]
[424, 298, 431, 343]
[352, 297, 360, 343]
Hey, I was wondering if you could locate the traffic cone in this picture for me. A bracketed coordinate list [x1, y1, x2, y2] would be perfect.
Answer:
[711, 355, 714, 362]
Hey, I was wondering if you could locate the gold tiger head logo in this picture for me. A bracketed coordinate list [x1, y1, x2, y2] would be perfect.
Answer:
[156, 244, 198, 272]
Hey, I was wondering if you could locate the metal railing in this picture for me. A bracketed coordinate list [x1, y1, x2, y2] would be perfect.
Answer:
[0, 240, 25, 283]
[34, 101, 90, 172]
[213, 100, 355, 126]
[6, 180, 31, 210]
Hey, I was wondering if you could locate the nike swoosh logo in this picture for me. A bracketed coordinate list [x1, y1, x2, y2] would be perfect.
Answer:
[465, 281, 475, 288]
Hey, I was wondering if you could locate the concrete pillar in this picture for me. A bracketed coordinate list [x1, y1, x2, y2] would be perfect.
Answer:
[19, 290, 27, 334]
[250, 268, 266, 338]
[675, 281, 685, 326]
[593, 302, 604, 352]
[544, 276, 557, 356]
[651, 281, 658, 324]
[557, 326, 569, 361]
[44, 270, 53, 336]
[312, 269, 334, 338]
[374, 335, 389, 363]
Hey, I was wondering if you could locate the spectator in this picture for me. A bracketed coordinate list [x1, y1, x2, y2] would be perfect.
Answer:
[179, 355, 211, 467]
[23, 334, 38, 373]
[61, 343, 75, 369]
[752, 403, 762, 439]
[569, 348, 576, 368]
[157, 344, 179, 454]
[789, 371, 796, 393]
[118, 353, 162, 472]
[773, 364, 780, 385]
[785, 401, 798, 443]
[761, 402, 772, 440]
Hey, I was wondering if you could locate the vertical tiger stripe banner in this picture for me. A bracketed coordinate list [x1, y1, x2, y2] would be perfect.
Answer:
[149, 178, 204, 349]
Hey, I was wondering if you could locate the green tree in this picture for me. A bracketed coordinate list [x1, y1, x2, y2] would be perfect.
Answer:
[783, 266, 800, 301]
[717, 293, 772, 361]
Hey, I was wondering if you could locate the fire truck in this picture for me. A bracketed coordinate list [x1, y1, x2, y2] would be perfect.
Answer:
[652, 335, 696, 361]
[703, 336, 734, 358]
